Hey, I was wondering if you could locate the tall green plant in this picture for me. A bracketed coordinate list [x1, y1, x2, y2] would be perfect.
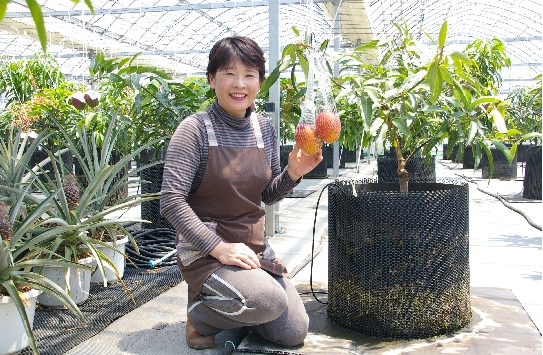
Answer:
[0, 54, 64, 106]
[506, 75, 542, 145]
[463, 38, 511, 95]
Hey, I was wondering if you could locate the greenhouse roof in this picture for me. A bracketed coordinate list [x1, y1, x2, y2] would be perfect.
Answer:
[0, 0, 540, 93]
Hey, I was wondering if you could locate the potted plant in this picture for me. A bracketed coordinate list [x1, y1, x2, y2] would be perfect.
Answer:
[29, 111, 165, 288]
[505, 76, 542, 161]
[1, 188, 86, 355]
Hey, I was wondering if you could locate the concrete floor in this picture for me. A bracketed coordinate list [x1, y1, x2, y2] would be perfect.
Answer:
[65, 156, 542, 354]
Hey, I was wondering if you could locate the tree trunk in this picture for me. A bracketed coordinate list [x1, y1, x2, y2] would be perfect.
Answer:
[394, 145, 409, 193]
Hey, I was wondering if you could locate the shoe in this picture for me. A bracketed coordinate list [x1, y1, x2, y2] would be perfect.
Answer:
[186, 315, 216, 350]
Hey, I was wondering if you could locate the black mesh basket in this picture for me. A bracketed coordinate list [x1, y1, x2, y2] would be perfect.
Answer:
[140, 163, 174, 230]
[481, 146, 517, 180]
[327, 179, 471, 339]
[523, 146, 541, 200]
[377, 156, 436, 183]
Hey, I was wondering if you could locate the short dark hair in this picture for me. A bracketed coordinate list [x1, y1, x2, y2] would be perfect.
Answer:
[206, 36, 266, 84]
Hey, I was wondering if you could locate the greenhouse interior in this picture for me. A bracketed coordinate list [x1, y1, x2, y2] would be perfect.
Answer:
[0, 1, 541, 354]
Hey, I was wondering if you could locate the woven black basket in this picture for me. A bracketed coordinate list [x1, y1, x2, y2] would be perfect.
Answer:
[140, 163, 174, 230]
[328, 179, 471, 339]
[377, 156, 436, 183]
[481, 146, 517, 180]
[516, 144, 536, 163]
[462, 146, 480, 170]
[522, 146, 541, 200]
[324, 144, 346, 168]
[304, 155, 328, 178]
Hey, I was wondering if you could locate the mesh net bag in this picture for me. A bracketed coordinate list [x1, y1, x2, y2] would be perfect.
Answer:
[294, 49, 340, 155]
[327, 179, 472, 339]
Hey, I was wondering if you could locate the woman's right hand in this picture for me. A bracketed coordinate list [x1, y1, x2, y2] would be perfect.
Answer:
[209, 241, 261, 269]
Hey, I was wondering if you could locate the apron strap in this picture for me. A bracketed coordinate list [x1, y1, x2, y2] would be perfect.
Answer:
[250, 112, 265, 149]
[199, 111, 265, 149]
[199, 111, 218, 147]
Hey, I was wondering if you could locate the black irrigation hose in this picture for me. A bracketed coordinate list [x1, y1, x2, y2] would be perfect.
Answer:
[125, 228, 178, 268]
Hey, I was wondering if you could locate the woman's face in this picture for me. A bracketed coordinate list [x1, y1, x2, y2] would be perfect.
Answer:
[208, 59, 260, 118]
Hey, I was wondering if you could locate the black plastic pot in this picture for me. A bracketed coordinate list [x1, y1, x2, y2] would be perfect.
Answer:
[324, 144, 345, 169]
[462, 146, 480, 170]
[481, 146, 518, 180]
[29, 146, 73, 181]
[377, 156, 436, 183]
[279, 145, 292, 171]
[328, 179, 471, 339]
[140, 163, 174, 230]
[522, 146, 541, 200]
[516, 144, 536, 163]
[443, 144, 460, 162]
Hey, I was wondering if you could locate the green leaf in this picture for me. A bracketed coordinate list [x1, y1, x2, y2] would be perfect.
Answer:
[450, 52, 473, 66]
[491, 140, 514, 164]
[490, 109, 507, 134]
[82, 0, 95, 14]
[26, 0, 47, 53]
[0, 3, 7, 21]
[392, 118, 411, 138]
[360, 95, 373, 131]
[438, 21, 448, 47]
[369, 117, 384, 136]
[468, 121, 478, 145]
[427, 61, 442, 104]
[471, 96, 500, 106]
[364, 87, 381, 106]
[398, 70, 426, 94]
[292, 26, 300, 37]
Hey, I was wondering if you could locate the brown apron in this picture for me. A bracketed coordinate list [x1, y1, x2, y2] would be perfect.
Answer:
[177, 111, 287, 301]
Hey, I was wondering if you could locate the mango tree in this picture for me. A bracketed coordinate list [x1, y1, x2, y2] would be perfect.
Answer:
[337, 20, 521, 192]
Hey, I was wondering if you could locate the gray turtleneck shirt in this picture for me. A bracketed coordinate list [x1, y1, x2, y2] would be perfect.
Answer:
[160, 100, 299, 257]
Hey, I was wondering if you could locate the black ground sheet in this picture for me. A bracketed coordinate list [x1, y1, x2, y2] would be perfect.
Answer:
[21, 265, 183, 355]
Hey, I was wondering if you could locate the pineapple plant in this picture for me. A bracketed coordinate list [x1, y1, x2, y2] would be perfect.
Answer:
[63, 174, 81, 210]
[0, 204, 12, 241]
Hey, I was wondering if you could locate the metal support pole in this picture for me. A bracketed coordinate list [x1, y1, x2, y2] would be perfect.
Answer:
[265, 1, 281, 237]
[332, 0, 341, 178]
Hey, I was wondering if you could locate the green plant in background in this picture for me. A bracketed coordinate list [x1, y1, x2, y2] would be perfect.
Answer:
[0, 188, 87, 355]
[257, 77, 306, 144]
[463, 38, 512, 96]
[0, 54, 65, 106]
[505, 75, 542, 145]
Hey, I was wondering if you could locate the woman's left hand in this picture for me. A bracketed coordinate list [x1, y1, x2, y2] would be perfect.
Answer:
[286, 143, 324, 181]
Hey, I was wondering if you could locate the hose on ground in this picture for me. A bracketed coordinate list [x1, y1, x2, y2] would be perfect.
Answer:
[125, 228, 178, 268]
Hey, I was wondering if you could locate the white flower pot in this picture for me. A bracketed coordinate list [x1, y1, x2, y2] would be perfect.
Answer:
[90, 236, 129, 284]
[0, 289, 41, 355]
[37, 256, 93, 308]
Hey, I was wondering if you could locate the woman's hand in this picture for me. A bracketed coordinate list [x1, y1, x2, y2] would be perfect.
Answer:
[286, 143, 324, 181]
[209, 241, 261, 269]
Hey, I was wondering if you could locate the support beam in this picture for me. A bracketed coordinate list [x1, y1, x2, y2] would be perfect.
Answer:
[332, 0, 341, 178]
[3, 0, 336, 18]
[265, 0, 282, 237]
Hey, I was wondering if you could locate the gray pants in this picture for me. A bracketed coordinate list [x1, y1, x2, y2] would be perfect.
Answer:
[187, 266, 309, 347]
